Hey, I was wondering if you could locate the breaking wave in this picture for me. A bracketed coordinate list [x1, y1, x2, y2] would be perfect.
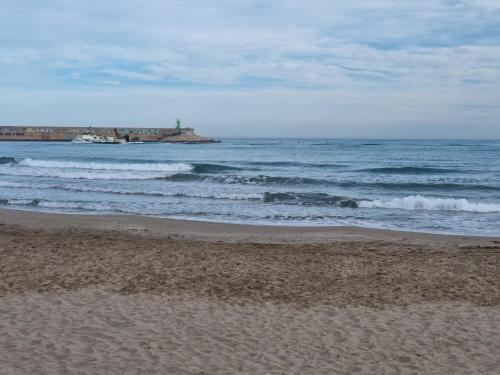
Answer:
[19, 158, 192, 172]
[359, 195, 500, 213]
[0, 198, 41, 206]
[222, 175, 320, 185]
[0, 168, 169, 180]
[161, 174, 322, 185]
[3, 198, 111, 212]
[0, 197, 127, 213]
[36, 200, 115, 211]
[263, 192, 359, 208]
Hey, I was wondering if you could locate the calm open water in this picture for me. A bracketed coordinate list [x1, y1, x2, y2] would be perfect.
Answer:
[1, 139, 499, 236]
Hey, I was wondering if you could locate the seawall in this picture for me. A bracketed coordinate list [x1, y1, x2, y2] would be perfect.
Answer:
[0, 126, 216, 143]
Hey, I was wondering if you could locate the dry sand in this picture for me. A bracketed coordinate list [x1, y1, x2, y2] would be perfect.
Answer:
[0, 208, 499, 374]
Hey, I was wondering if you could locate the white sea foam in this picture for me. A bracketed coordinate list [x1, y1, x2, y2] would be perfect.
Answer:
[0, 179, 263, 202]
[185, 192, 262, 201]
[0, 167, 169, 180]
[54, 185, 263, 201]
[6, 199, 38, 206]
[0, 197, 119, 212]
[19, 159, 193, 172]
[36, 200, 114, 211]
[359, 195, 500, 213]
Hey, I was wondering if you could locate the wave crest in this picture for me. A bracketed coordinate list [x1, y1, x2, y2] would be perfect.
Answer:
[263, 192, 358, 207]
[0, 168, 168, 180]
[19, 158, 192, 172]
[359, 195, 500, 213]
[161, 174, 321, 185]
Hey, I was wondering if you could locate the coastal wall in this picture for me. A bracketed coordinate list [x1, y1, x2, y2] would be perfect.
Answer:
[0, 126, 212, 142]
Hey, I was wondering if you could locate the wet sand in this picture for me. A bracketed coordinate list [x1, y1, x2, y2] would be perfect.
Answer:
[0, 208, 499, 374]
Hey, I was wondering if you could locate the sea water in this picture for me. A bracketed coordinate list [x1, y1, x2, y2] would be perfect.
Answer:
[0, 139, 499, 236]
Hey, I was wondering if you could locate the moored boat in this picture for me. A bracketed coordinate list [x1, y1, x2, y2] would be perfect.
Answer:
[72, 134, 125, 144]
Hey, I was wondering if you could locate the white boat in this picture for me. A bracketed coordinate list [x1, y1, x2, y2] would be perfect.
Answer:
[72, 134, 126, 144]
[72, 134, 97, 143]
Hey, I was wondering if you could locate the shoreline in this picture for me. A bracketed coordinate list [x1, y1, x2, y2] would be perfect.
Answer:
[1, 207, 499, 373]
[1, 207, 499, 244]
[1, 206, 499, 306]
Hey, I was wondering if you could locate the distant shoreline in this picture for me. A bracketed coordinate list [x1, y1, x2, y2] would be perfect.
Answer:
[0, 125, 217, 143]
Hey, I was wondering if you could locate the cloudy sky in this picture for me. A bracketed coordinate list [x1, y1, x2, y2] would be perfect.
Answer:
[1, 0, 499, 138]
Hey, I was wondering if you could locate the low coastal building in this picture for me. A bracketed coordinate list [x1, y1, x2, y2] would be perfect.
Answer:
[0, 125, 216, 143]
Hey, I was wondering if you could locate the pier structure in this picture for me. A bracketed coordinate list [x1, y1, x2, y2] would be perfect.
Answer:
[0, 126, 214, 143]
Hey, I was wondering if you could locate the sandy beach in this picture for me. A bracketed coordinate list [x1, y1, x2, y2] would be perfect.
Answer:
[0, 208, 499, 374]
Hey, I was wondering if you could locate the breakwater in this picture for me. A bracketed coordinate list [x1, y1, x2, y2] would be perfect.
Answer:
[0, 126, 215, 143]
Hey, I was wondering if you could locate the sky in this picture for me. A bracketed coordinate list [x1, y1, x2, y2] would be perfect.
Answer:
[1, 0, 499, 138]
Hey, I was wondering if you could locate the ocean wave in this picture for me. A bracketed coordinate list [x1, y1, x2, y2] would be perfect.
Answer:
[19, 158, 192, 172]
[0, 181, 32, 188]
[360, 166, 461, 174]
[263, 192, 358, 208]
[336, 181, 500, 192]
[248, 161, 304, 167]
[359, 195, 500, 213]
[36, 200, 116, 211]
[264, 214, 341, 221]
[0, 188, 358, 207]
[0, 197, 118, 212]
[1, 198, 41, 206]
[5, 177, 498, 199]
[0, 157, 17, 164]
[246, 142, 279, 146]
[175, 192, 261, 201]
[0, 180, 263, 201]
[161, 173, 322, 185]
[64, 186, 262, 201]
[191, 163, 243, 173]
[0, 168, 168, 180]
[160, 174, 500, 193]
[224, 175, 319, 185]
[162, 173, 207, 182]
[0, 178, 289, 202]
[3, 191, 499, 215]
[248, 161, 346, 169]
